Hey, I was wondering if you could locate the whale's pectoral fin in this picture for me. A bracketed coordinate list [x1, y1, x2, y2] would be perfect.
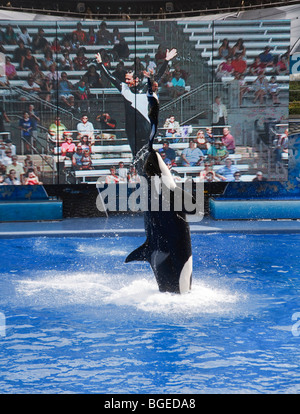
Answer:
[125, 240, 151, 263]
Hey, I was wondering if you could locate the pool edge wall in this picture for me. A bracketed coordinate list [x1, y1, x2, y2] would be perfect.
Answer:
[209, 198, 300, 220]
[0, 201, 63, 222]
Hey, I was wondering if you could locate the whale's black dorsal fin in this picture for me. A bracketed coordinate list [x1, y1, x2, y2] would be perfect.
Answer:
[125, 240, 150, 263]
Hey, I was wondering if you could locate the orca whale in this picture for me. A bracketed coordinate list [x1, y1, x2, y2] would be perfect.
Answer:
[125, 149, 193, 294]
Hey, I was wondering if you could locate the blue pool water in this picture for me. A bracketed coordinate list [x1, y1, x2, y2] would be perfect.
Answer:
[0, 232, 300, 394]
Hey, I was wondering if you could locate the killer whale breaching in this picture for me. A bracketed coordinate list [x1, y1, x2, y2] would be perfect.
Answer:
[95, 49, 194, 294]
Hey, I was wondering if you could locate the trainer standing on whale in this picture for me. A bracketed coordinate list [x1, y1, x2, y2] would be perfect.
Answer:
[95, 48, 177, 156]
[125, 61, 195, 295]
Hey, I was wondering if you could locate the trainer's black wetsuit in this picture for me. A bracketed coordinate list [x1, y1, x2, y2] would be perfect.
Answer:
[99, 60, 169, 155]
[147, 77, 159, 150]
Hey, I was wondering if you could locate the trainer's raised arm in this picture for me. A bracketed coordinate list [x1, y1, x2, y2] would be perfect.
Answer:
[165, 48, 177, 62]
[95, 52, 102, 64]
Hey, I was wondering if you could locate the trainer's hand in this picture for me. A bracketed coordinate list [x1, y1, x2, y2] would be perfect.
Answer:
[95, 52, 102, 64]
[165, 48, 177, 61]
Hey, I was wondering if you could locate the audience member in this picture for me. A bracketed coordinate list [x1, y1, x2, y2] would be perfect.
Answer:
[127, 165, 140, 183]
[117, 161, 128, 182]
[268, 76, 280, 105]
[5, 56, 17, 80]
[60, 50, 74, 71]
[181, 140, 204, 166]
[249, 56, 265, 76]
[96, 113, 117, 139]
[158, 140, 176, 164]
[20, 48, 38, 71]
[97, 22, 112, 45]
[217, 158, 239, 182]
[274, 128, 288, 164]
[46, 63, 61, 82]
[163, 115, 181, 141]
[218, 38, 232, 59]
[275, 55, 289, 75]
[170, 71, 186, 98]
[253, 73, 269, 105]
[18, 26, 32, 46]
[199, 162, 219, 182]
[73, 47, 89, 71]
[105, 166, 119, 183]
[18, 111, 33, 152]
[13, 39, 27, 64]
[4, 25, 17, 45]
[231, 54, 247, 75]
[75, 78, 90, 111]
[231, 38, 246, 58]
[221, 127, 236, 154]
[48, 116, 67, 143]
[258, 46, 274, 68]
[72, 22, 87, 45]
[207, 139, 229, 164]
[61, 133, 76, 158]
[195, 129, 210, 155]
[252, 171, 267, 181]
[216, 57, 235, 80]
[58, 72, 75, 109]
[112, 62, 127, 83]
[24, 170, 43, 185]
[77, 114, 95, 145]
[212, 96, 228, 135]
[4, 169, 21, 185]
[6, 155, 25, 182]
[87, 27, 97, 45]
[50, 37, 61, 53]
[80, 149, 93, 170]
[84, 65, 103, 88]
[32, 27, 49, 53]
[112, 37, 130, 60]
[40, 49, 55, 71]
[72, 144, 83, 170]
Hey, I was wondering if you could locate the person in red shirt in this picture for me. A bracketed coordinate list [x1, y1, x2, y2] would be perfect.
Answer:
[61, 133, 76, 158]
[72, 22, 87, 45]
[221, 127, 236, 154]
[232, 54, 247, 75]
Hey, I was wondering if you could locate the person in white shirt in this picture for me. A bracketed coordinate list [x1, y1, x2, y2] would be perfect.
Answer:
[77, 114, 95, 146]
[212, 96, 228, 135]
[18, 26, 32, 46]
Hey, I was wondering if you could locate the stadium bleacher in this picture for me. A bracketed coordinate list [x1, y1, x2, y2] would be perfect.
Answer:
[0, 18, 290, 184]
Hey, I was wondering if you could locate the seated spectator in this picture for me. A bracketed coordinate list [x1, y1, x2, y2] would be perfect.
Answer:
[218, 38, 232, 59]
[61, 133, 76, 158]
[231, 38, 246, 58]
[127, 165, 140, 183]
[23, 155, 38, 175]
[160, 150, 172, 165]
[105, 166, 119, 183]
[163, 115, 181, 142]
[268, 76, 280, 105]
[4, 169, 21, 185]
[199, 162, 219, 182]
[48, 116, 67, 143]
[80, 148, 93, 170]
[20, 76, 41, 101]
[1, 148, 13, 167]
[46, 63, 61, 82]
[18, 26, 32, 46]
[205, 127, 214, 144]
[20, 48, 38, 71]
[253, 73, 269, 105]
[216, 57, 235, 80]
[3, 139, 16, 157]
[70, 33, 80, 52]
[155, 44, 166, 66]
[29, 63, 46, 86]
[73, 22, 87, 45]
[84, 64, 103, 88]
[60, 50, 74, 71]
[41, 49, 55, 71]
[5, 56, 17, 80]
[80, 135, 91, 152]
[50, 37, 61, 53]
[6, 155, 25, 182]
[112, 37, 130, 60]
[40, 78, 53, 103]
[249, 56, 265, 76]
[221, 127, 236, 154]
[231, 54, 247, 75]
[252, 171, 267, 182]
[4, 25, 17, 45]
[170, 71, 186, 98]
[97, 22, 112, 45]
[72, 144, 83, 170]
[158, 140, 176, 164]
[77, 114, 95, 146]
[117, 161, 128, 182]
[131, 57, 145, 80]
[275, 56, 289, 75]
[258, 46, 274, 68]
[217, 158, 239, 182]
[181, 140, 204, 166]
[231, 72, 250, 105]
[24, 169, 43, 185]
[195, 129, 210, 155]
[13, 39, 27, 65]
[32, 27, 49, 53]
[73, 47, 89, 71]
[58, 72, 75, 109]
[233, 171, 242, 182]
[207, 139, 229, 165]
[96, 113, 117, 140]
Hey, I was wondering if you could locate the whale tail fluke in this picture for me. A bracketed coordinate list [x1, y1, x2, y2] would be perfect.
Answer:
[125, 240, 151, 263]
